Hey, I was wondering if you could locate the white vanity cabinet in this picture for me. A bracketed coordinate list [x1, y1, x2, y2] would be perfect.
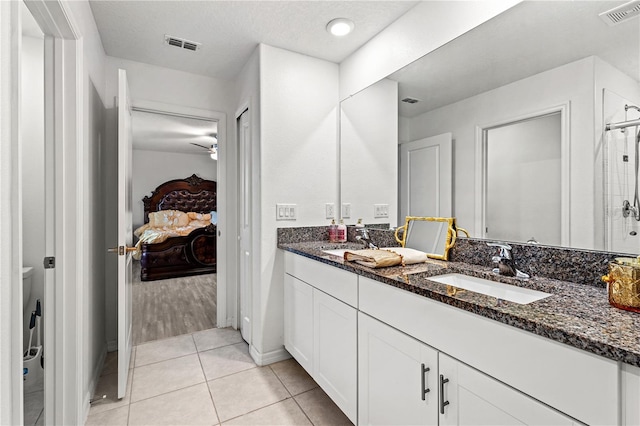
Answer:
[283, 252, 357, 423]
[283, 250, 639, 425]
[358, 275, 616, 425]
[283, 273, 313, 372]
[359, 312, 574, 426]
[438, 353, 574, 425]
[358, 312, 439, 425]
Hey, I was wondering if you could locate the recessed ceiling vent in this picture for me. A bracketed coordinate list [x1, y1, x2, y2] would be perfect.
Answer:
[401, 97, 421, 104]
[599, 0, 640, 26]
[164, 35, 201, 52]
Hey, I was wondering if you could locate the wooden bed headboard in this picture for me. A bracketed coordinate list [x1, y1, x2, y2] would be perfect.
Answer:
[142, 174, 217, 223]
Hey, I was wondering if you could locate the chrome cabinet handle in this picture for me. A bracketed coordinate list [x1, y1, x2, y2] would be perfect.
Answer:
[421, 364, 430, 400]
[439, 374, 450, 414]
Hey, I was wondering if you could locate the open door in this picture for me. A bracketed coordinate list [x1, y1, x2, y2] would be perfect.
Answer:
[238, 109, 252, 343]
[399, 133, 453, 220]
[115, 69, 134, 398]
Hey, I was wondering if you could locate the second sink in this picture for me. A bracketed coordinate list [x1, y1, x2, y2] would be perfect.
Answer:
[428, 273, 551, 304]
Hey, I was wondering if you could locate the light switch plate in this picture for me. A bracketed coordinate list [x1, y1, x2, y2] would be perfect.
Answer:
[326, 203, 335, 219]
[374, 204, 389, 218]
[276, 204, 297, 220]
[341, 203, 351, 219]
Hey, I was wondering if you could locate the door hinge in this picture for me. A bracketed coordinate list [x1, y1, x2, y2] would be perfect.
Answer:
[43, 257, 55, 269]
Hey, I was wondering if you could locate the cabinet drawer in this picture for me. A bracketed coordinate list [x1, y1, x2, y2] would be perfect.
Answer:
[284, 251, 358, 307]
[359, 276, 617, 426]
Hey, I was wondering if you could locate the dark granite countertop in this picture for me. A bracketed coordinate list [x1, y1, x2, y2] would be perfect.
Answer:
[279, 241, 640, 368]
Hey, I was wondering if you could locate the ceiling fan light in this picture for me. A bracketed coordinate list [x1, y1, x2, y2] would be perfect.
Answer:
[210, 152, 217, 160]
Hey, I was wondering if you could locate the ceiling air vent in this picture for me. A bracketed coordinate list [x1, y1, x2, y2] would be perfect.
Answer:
[401, 97, 420, 104]
[599, 0, 640, 26]
[164, 35, 201, 52]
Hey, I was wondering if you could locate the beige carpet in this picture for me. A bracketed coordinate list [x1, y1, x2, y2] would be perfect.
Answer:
[132, 261, 217, 345]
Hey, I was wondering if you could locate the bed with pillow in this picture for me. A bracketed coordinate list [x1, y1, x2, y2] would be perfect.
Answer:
[135, 174, 217, 281]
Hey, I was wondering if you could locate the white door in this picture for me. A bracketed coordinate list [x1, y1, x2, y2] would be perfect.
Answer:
[116, 69, 133, 399]
[238, 109, 252, 343]
[358, 313, 438, 425]
[438, 353, 574, 425]
[399, 133, 452, 221]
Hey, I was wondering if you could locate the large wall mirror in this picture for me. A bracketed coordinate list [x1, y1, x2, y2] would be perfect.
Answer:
[339, 0, 640, 252]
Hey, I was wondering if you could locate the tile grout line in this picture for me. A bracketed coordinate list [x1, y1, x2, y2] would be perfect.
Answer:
[268, 364, 316, 425]
[194, 332, 222, 425]
[219, 396, 299, 424]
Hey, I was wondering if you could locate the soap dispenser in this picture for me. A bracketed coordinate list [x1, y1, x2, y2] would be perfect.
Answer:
[328, 219, 337, 243]
[337, 219, 347, 243]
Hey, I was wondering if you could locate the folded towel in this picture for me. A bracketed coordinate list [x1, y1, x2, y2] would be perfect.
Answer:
[344, 249, 403, 268]
[382, 247, 429, 265]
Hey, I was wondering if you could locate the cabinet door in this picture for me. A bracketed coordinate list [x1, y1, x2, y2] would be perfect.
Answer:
[283, 274, 313, 373]
[438, 353, 575, 426]
[313, 289, 357, 424]
[359, 313, 438, 425]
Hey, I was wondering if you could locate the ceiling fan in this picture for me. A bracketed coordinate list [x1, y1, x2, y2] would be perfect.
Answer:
[190, 139, 218, 159]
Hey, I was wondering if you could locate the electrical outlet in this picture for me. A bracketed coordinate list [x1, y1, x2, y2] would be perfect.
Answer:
[341, 203, 351, 219]
[276, 204, 297, 220]
[325, 203, 335, 219]
[374, 204, 389, 218]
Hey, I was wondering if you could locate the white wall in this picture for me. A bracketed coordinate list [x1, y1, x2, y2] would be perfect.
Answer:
[339, 0, 520, 100]
[256, 44, 339, 360]
[132, 150, 217, 229]
[21, 35, 45, 354]
[341, 78, 398, 225]
[102, 56, 236, 347]
[407, 57, 595, 249]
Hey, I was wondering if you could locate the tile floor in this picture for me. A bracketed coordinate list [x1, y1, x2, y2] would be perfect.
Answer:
[24, 389, 44, 426]
[86, 328, 352, 425]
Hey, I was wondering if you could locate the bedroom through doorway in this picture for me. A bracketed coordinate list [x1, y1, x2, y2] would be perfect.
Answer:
[130, 107, 220, 345]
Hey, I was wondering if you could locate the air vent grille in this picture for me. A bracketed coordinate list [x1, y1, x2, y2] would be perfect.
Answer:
[599, 0, 640, 26]
[164, 35, 201, 52]
[401, 97, 420, 104]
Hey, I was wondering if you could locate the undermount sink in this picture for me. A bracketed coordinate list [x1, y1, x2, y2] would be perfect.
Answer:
[428, 273, 551, 305]
[323, 249, 348, 257]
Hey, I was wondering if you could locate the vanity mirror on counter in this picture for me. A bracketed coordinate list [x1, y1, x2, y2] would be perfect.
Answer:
[393, 216, 464, 260]
[339, 0, 640, 254]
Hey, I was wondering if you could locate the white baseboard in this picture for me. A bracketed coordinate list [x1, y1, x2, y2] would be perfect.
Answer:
[82, 344, 107, 424]
[249, 345, 291, 366]
[107, 339, 117, 352]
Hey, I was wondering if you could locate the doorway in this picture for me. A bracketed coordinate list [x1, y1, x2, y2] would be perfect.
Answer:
[20, 3, 45, 425]
[129, 107, 221, 345]
[483, 112, 562, 245]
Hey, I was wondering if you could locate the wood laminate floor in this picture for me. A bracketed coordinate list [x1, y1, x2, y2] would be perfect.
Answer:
[132, 261, 217, 345]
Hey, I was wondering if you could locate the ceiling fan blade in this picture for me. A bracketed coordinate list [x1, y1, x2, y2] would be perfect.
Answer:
[190, 142, 210, 150]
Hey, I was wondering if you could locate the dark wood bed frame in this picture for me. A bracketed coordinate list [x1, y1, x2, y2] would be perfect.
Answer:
[139, 174, 217, 281]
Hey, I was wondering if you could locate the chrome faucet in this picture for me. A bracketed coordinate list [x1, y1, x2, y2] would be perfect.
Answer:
[487, 242, 529, 279]
[356, 227, 378, 249]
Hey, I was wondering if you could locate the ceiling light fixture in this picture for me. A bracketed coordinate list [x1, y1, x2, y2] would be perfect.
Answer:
[326, 18, 354, 36]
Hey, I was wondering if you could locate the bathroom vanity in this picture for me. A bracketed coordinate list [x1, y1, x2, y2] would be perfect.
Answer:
[280, 240, 640, 426]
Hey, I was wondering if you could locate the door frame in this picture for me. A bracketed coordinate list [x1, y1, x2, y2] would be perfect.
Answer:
[1, 0, 83, 424]
[131, 99, 228, 328]
[474, 103, 570, 245]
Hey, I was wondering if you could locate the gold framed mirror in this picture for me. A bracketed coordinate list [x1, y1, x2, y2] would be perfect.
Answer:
[394, 216, 468, 261]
